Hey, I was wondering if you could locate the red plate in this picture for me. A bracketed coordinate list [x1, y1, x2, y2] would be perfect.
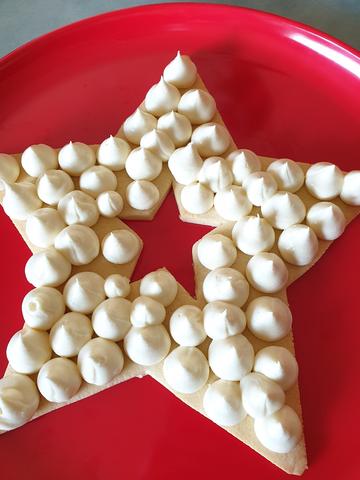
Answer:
[1, 4, 359, 479]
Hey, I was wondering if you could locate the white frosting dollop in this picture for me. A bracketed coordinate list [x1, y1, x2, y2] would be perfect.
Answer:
[25, 248, 71, 287]
[79, 165, 117, 198]
[58, 190, 99, 226]
[26, 207, 66, 248]
[125, 147, 162, 181]
[6, 327, 51, 374]
[22, 286, 65, 330]
[163, 346, 209, 394]
[226, 149, 262, 185]
[97, 135, 130, 171]
[198, 156, 233, 192]
[50, 312, 93, 356]
[0, 374, 39, 431]
[124, 325, 171, 366]
[21, 144, 58, 177]
[254, 405, 302, 453]
[144, 76, 181, 116]
[37, 358, 82, 403]
[278, 224, 319, 266]
[340, 170, 360, 205]
[203, 301, 246, 340]
[246, 252, 288, 293]
[254, 346, 298, 391]
[169, 305, 206, 346]
[232, 215, 275, 255]
[63, 272, 105, 314]
[241, 372, 285, 418]
[54, 224, 99, 265]
[140, 129, 175, 162]
[2, 181, 42, 220]
[58, 142, 96, 176]
[126, 180, 160, 210]
[243, 171, 278, 207]
[191, 123, 230, 157]
[104, 274, 130, 298]
[140, 270, 178, 306]
[203, 379, 246, 427]
[92, 298, 132, 341]
[267, 159, 305, 193]
[305, 162, 343, 199]
[77, 338, 124, 386]
[37, 169, 74, 206]
[208, 334, 254, 380]
[214, 186, 253, 221]
[177, 89, 216, 124]
[203, 267, 249, 307]
[130, 296, 166, 327]
[168, 143, 203, 185]
[163, 51, 197, 88]
[101, 229, 141, 264]
[123, 108, 157, 145]
[96, 190, 123, 217]
[0, 153, 20, 188]
[306, 201, 346, 240]
[261, 191, 306, 230]
[180, 182, 214, 214]
[246, 296, 292, 342]
[157, 111, 192, 147]
[197, 234, 237, 270]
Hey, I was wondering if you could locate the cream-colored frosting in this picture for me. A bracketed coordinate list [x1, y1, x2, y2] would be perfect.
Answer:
[21, 144, 58, 177]
[125, 147, 163, 181]
[157, 111, 192, 147]
[50, 312, 93, 357]
[0, 153, 20, 188]
[22, 286, 65, 330]
[306, 201, 346, 240]
[97, 135, 130, 171]
[226, 149, 262, 185]
[267, 159, 305, 193]
[77, 338, 124, 386]
[278, 224, 319, 266]
[140, 129, 175, 162]
[246, 296, 292, 342]
[92, 298, 132, 341]
[37, 169, 74, 206]
[191, 123, 230, 157]
[104, 274, 130, 298]
[197, 234, 237, 270]
[79, 165, 117, 198]
[6, 327, 51, 374]
[163, 346, 209, 394]
[2, 181, 42, 220]
[96, 190, 124, 217]
[340, 170, 360, 205]
[26, 207, 66, 247]
[246, 252, 288, 293]
[0, 374, 39, 431]
[58, 142, 96, 176]
[37, 358, 82, 403]
[177, 89, 216, 124]
[168, 143, 203, 185]
[124, 325, 171, 366]
[144, 76, 181, 116]
[198, 156, 233, 192]
[214, 186, 253, 221]
[180, 182, 214, 214]
[203, 301, 246, 340]
[25, 248, 71, 288]
[123, 108, 157, 145]
[130, 296, 166, 327]
[203, 267, 249, 307]
[203, 379, 247, 427]
[54, 224, 100, 266]
[139, 270, 178, 307]
[63, 272, 105, 314]
[169, 305, 206, 346]
[261, 191, 306, 230]
[305, 162, 344, 200]
[58, 190, 99, 226]
[208, 334, 254, 381]
[254, 346, 298, 391]
[101, 229, 141, 264]
[254, 405, 302, 453]
[163, 51, 197, 88]
[240, 372, 285, 418]
[243, 171, 278, 207]
[232, 215, 275, 255]
[126, 180, 160, 210]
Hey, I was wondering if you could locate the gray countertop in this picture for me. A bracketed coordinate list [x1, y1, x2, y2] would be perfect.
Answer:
[0, 0, 359, 58]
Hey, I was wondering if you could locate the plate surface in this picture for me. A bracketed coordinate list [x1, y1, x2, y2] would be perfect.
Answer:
[0, 4, 359, 479]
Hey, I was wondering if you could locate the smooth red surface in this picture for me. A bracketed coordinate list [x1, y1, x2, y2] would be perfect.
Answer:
[0, 4, 360, 479]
